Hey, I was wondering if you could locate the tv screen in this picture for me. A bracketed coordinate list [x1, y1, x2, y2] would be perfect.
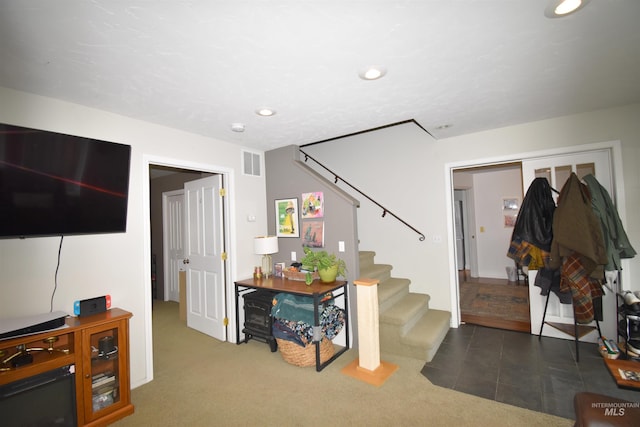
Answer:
[0, 123, 131, 239]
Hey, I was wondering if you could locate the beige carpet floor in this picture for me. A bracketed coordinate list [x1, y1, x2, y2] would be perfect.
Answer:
[113, 301, 572, 427]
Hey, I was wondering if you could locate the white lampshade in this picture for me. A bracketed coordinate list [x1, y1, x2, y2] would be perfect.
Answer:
[254, 236, 278, 279]
[254, 236, 278, 255]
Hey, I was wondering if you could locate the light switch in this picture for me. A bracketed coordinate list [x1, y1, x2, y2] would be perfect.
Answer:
[338, 241, 345, 252]
[291, 251, 297, 261]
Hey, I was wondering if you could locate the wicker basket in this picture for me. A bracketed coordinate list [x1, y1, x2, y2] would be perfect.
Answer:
[276, 338, 334, 367]
[282, 269, 319, 282]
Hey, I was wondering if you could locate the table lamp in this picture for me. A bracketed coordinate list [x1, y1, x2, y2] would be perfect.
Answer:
[254, 236, 279, 278]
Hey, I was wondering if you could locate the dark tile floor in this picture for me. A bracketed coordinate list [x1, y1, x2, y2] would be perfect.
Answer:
[421, 324, 640, 420]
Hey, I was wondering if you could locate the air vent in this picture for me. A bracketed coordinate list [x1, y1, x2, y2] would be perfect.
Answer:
[242, 150, 262, 177]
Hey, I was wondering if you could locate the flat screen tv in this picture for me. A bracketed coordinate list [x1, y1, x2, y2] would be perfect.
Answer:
[0, 123, 131, 239]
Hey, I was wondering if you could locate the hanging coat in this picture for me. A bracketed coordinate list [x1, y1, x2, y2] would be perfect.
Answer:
[583, 174, 636, 271]
[549, 173, 607, 276]
[507, 177, 556, 269]
[550, 173, 607, 324]
[509, 177, 556, 253]
[507, 177, 568, 301]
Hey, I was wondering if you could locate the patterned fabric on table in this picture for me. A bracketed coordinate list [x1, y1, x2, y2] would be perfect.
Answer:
[272, 304, 345, 347]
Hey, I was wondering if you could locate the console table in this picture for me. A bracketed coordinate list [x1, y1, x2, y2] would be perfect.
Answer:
[235, 277, 349, 372]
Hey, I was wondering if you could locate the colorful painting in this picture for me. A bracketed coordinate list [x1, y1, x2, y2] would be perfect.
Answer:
[302, 221, 324, 248]
[275, 198, 299, 237]
[301, 191, 324, 218]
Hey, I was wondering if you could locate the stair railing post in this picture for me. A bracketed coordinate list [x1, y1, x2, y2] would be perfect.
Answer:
[354, 277, 381, 370]
[341, 277, 398, 386]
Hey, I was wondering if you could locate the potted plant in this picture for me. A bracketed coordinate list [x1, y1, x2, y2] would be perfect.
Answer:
[300, 247, 347, 283]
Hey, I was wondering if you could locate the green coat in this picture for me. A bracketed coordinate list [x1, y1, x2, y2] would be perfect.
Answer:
[583, 174, 636, 271]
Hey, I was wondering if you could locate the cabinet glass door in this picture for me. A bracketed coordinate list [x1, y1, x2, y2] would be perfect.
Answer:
[89, 327, 120, 412]
[83, 321, 127, 422]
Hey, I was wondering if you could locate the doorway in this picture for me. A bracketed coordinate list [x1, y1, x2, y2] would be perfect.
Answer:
[150, 167, 227, 339]
[445, 140, 627, 341]
[143, 157, 233, 381]
[452, 163, 529, 332]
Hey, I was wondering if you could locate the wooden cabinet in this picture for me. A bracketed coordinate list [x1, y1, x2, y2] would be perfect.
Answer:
[76, 310, 133, 426]
[0, 308, 134, 426]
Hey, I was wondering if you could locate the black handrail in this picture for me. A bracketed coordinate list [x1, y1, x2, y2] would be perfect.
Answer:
[299, 149, 425, 241]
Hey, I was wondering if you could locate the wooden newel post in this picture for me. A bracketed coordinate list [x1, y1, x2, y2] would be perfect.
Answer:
[354, 277, 381, 370]
[341, 277, 398, 386]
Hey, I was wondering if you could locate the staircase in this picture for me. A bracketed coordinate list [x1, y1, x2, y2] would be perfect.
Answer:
[359, 251, 451, 362]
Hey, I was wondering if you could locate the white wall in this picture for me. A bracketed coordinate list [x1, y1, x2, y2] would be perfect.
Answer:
[303, 104, 640, 319]
[472, 167, 522, 279]
[0, 87, 268, 388]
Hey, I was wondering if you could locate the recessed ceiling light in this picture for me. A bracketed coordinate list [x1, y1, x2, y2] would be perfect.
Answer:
[256, 108, 276, 117]
[359, 66, 387, 81]
[544, 0, 590, 18]
[231, 123, 245, 132]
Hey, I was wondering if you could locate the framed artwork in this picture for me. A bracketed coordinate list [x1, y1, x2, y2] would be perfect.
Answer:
[301, 191, 324, 218]
[275, 198, 300, 237]
[302, 221, 324, 248]
[502, 197, 519, 227]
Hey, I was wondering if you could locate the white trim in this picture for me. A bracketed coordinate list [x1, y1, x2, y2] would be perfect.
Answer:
[444, 140, 625, 329]
[141, 154, 238, 386]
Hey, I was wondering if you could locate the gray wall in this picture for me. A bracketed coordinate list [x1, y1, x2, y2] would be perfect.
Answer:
[265, 145, 360, 344]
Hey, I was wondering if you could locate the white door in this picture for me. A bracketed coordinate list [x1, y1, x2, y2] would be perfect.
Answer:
[184, 175, 227, 341]
[522, 149, 615, 342]
[162, 190, 185, 303]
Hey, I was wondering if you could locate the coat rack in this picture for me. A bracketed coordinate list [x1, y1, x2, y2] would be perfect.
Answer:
[538, 292, 603, 362]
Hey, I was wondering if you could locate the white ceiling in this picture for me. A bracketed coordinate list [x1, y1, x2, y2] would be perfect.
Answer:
[1, 1, 639, 151]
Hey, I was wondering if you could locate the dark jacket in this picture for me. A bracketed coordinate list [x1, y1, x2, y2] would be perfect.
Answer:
[510, 177, 556, 253]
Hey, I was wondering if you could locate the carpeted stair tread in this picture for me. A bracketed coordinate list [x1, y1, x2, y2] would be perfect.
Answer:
[359, 251, 376, 270]
[359, 263, 393, 283]
[380, 293, 430, 326]
[379, 309, 451, 361]
[377, 278, 411, 312]
[401, 309, 451, 350]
